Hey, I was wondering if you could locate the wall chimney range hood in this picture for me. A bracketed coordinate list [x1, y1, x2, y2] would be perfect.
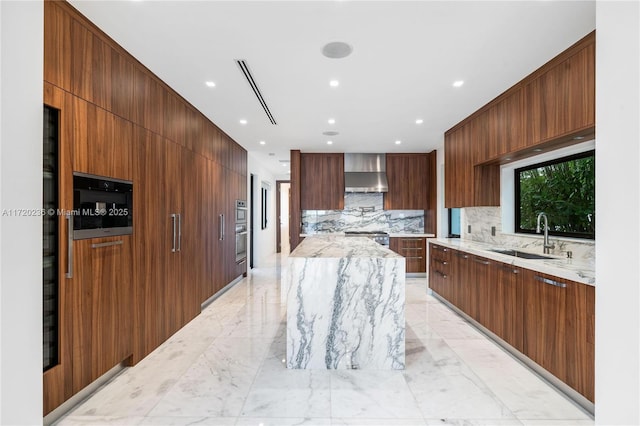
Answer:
[344, 153, 389, 193]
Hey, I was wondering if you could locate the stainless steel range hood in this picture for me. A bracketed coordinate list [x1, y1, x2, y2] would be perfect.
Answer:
[344, 153, 389, 193]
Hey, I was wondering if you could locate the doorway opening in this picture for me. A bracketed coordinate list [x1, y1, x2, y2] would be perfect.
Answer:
[276, 180, 290, 254]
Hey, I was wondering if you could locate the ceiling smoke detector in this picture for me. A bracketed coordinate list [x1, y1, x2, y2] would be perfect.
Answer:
[322, 41, 353, 59]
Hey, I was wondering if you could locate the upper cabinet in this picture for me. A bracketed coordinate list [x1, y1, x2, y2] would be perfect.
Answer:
[385, 153, 430, 210]
[524, 41, 595, 145]
[445, 31, 595, 208]
[300, 153, 344, 210]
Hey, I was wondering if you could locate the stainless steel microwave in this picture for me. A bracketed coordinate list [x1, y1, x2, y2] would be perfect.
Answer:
[72, 172, 133, 240]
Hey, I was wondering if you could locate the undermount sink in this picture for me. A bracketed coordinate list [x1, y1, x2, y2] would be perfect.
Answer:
[490, 248, 554, 260]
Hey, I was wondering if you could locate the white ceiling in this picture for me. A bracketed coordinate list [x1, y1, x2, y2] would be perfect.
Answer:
[69, 0, 595, 178]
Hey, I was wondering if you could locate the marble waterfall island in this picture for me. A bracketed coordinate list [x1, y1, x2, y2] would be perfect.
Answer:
[284, 235, 405, 370]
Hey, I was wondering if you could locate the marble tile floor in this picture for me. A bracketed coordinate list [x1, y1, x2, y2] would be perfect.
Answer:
[56, 254, 593, 426]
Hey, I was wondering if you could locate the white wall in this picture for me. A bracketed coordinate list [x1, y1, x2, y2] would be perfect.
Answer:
[0, 1, 44, 424]
[247, 153, 277, 267]
[595, 1, 640, 424]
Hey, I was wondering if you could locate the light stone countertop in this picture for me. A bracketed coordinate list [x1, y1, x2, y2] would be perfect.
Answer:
[299, 233, 435, 238]
[428, 238, 595, 286]
[291, 235, 401, 259]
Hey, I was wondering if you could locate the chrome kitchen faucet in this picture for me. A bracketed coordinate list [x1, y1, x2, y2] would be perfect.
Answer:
[536, 212, 555, 254]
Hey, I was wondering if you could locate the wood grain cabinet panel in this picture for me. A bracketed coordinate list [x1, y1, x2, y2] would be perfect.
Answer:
[428, 244, 451, 298]
[110, 49, 135, 121]
[44, 2, 72, 90]
[522, 269, 568, 383]
[525, 43, 595, 145]
[490, 263, 523, 351]
[565, 280, 595, 402]
[390, 237, 426, 273]
[488, 89, 524, 156]
[385, 154, 429, 210]
[300, 153, 344, 210]
[72, 236, 133, 393]
[444, 124, 474, 208]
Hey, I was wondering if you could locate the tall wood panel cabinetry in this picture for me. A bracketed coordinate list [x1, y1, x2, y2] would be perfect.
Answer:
[43, 1, 247, 415]
[444, 31, 594, 208]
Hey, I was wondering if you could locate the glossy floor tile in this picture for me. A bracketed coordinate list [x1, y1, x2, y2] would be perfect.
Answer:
[56, 254, 593, 426]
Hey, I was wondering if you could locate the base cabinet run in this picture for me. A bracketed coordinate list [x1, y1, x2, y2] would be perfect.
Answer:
[428, 243, 594, 402]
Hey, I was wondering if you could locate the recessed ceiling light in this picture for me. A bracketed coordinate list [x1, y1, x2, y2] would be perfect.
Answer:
[329, 80, 340, 87]
[453, 80, 464, 88]
[322, 41, 353, 59]
[323, 131, 339, 136]
[415, 119, 424, 124]
[282, 163, 287, 167]
[573, 136, 585, 140]
[328, 118, 336, 125]
[205, 81, 216, 88]
[533, 148, 543, 152]
[327, 141, 333, 145]
[395, 140, 402, 145]
[505, 157, 512, 161]
[259, 141, 266, 145]
[239, 119, 247, 125]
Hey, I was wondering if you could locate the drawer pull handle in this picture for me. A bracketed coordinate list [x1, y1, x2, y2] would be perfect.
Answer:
[473, 258, 490, 265]
[501, 265, 519, 274]
[432, 245, 448, 252]
[455, 253, 468, 259]
[436, 259, 448, 265]
[402, 238, 422, 242]
[535, 275, 566, 288]
[407, 256, 423, 260]
[435, 271, 447, 279]
[91, 240, 123, 249]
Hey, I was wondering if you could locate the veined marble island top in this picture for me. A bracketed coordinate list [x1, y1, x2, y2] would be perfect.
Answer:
[285, 235, 406, 370]
[291, 234, 402, 259]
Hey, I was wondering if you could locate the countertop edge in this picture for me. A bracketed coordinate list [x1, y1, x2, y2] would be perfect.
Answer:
[427, 238, 595, 287]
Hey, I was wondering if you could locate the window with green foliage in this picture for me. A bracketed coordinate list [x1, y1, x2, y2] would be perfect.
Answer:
[515, 150, 595, 239]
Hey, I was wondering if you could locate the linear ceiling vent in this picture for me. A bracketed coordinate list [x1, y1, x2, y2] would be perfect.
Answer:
[236, 60, 277, 125]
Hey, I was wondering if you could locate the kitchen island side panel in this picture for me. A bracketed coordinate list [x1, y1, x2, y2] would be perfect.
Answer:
[285, 237, 405, 370]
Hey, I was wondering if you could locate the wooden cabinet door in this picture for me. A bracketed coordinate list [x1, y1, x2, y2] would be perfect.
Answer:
[491, 263, 523, 351]
[488, 89, 524, 156]
[451, 250, 471, 315]
[72, 236, 133, 393]
[524, 43, 595, 145]
[300, 153, 344, 210]
[180, 150, 206, 324]
[385, 154, 428, 210]
[444, 124, 474, 208]
[472, 255, 492, 325]
[565, 281, 595, 402]
[522, 269, 567, 382]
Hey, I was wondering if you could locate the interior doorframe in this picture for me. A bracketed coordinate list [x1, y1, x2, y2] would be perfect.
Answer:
[250, 174, 255, 269]
[276, 180, 290, 253]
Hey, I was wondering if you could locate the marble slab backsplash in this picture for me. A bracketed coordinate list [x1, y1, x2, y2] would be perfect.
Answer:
[302, 193, 424, 234]
[461, 207, 595, 262]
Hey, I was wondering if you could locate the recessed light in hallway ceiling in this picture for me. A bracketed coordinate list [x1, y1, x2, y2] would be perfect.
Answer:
[329, 80, 340, 87]
[322, 41, 353, 59]
[453, 80, 465, 88]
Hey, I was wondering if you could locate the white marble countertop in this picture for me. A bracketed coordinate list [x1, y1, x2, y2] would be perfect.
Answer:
[299, 233, 435, 238]
[389, 233, 435, 238]
[291, 235, 401, 259]
[428, 238, 595, 286]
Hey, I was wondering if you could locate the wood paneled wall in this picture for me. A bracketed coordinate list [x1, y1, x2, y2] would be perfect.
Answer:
[43, 0, 247, 415]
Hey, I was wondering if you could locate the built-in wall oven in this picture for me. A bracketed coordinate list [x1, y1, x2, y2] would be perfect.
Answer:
[235, 200, 247, 264]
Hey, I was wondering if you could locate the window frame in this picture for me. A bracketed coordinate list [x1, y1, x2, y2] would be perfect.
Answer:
[514, 149, 595, 240]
